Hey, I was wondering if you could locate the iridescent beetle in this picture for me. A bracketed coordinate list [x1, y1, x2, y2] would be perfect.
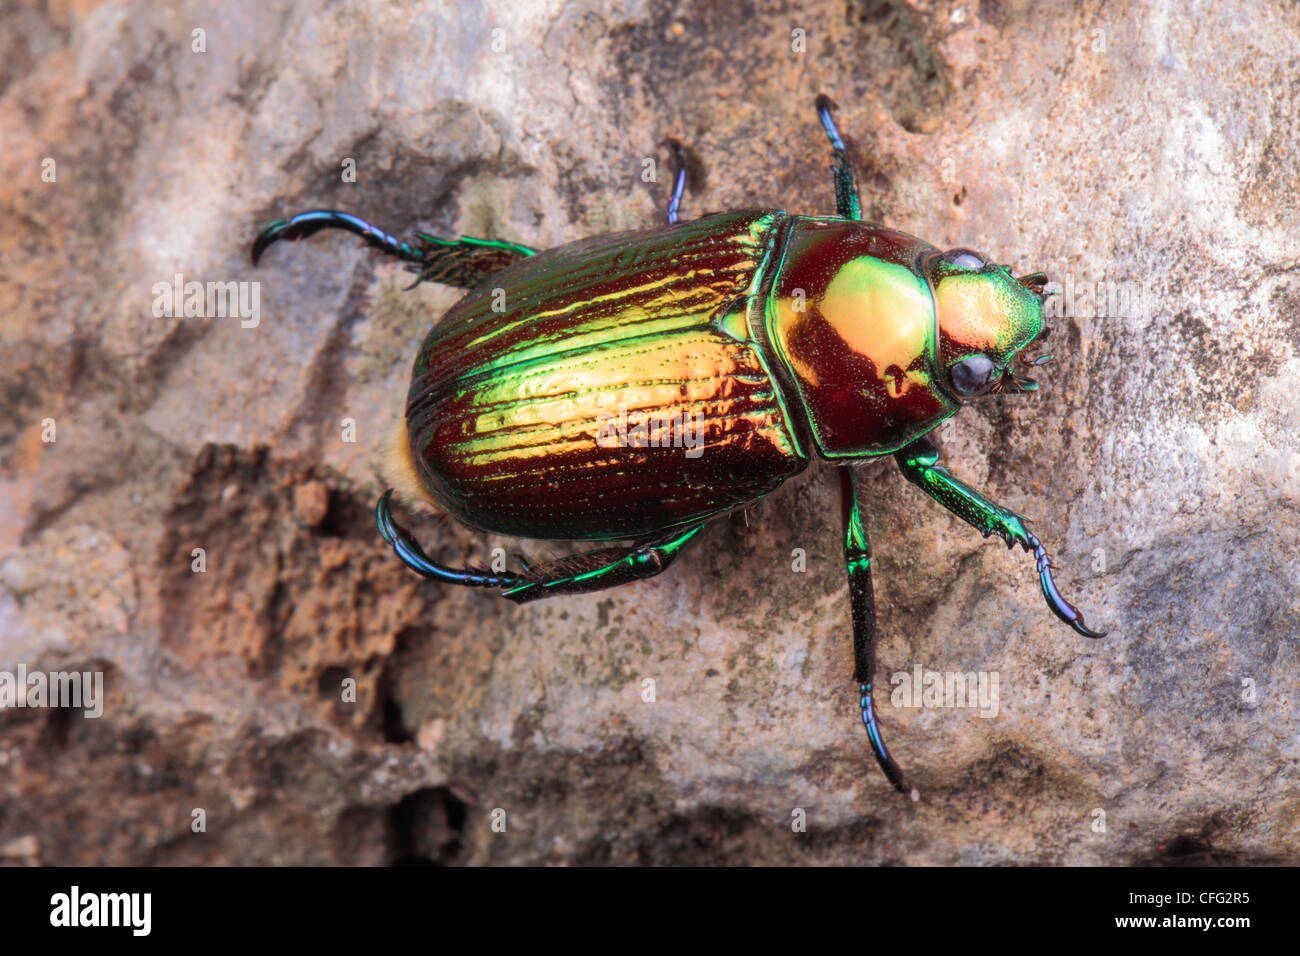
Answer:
[252, 96, 1105, 797]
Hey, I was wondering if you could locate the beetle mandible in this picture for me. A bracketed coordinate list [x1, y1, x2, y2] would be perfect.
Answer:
[251, 95, 1105, 799]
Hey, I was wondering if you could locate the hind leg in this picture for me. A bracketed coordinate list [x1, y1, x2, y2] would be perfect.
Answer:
[502, 524, 707, 603]
[251, 209, 536, 288]
[376, 491, 706, 602]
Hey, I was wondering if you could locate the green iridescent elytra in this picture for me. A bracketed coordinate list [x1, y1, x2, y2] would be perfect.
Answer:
[251, 96, 1104, 798]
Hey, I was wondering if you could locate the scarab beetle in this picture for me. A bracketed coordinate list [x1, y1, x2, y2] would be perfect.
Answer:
[252, 96, 1104, 798]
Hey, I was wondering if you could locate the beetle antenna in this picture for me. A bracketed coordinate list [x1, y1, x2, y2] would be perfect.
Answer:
[1015, 271, 1050, 304]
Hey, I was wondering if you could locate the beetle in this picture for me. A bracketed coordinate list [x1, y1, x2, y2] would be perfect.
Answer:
[251, 95, 1104, 798]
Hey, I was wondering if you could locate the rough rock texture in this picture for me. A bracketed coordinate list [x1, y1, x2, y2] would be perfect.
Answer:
[2, 0, 1297, 865]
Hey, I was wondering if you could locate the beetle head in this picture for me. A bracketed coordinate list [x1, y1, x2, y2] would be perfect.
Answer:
[924, 248, 1047, 400]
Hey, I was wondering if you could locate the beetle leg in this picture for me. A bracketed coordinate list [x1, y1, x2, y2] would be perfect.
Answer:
[840, 467, 916, 799]
[894, 437, 1107, 639]
[379, 489, 707, 602]
[501, 524, 708, 604]
[814, 94, 862, 221]
[251, 210, 537, 289]
[252, 210, 427, 265]
[407, 234, 537, 289]
[376, 490, 528, 589]
[663, 138, 688, 225]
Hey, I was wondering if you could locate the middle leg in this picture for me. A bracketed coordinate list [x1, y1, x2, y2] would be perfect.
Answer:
[840, 466, 914, 798]
[663, 138, 688, 225]
[815, 94, 863, 221]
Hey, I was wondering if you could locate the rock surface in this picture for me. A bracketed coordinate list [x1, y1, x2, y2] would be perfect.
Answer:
[1, 0, 1297, 865]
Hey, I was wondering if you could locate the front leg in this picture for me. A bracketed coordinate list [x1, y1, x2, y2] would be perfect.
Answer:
[894, 437, 1105, 639]
[840, 467, 915, 799]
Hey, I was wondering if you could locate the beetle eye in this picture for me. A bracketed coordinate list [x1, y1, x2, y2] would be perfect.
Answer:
[949, 354, 996, 397]
[943, 248, 986, 270]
